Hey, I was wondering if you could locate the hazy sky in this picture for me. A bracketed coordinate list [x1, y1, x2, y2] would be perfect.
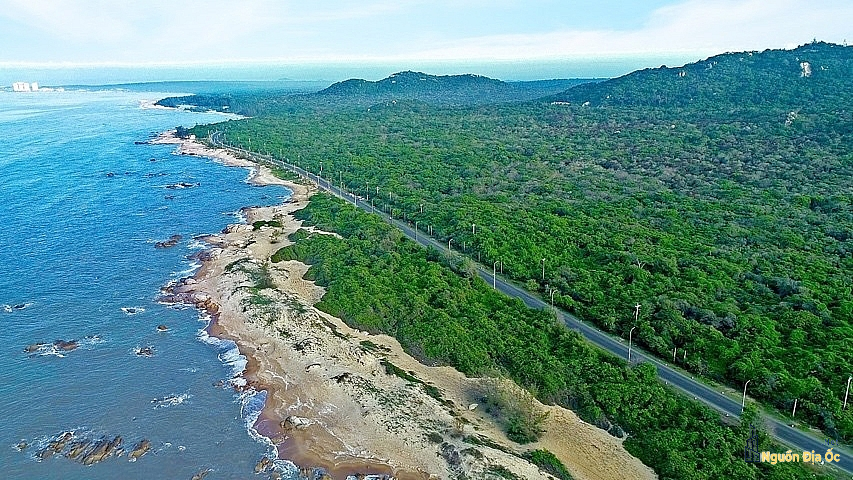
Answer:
[0, 0, 850, 66]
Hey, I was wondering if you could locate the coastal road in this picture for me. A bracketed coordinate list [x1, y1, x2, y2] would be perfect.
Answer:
[210, 133, 853, 476]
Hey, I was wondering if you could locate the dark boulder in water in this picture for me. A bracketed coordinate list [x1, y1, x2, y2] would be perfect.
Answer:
[254, 456, 272, 473]
[65, 439, 91, 460]
[128, 439, 151, 461]
[155, 234, 182, 248]
[53, 340, 79, 352]
[80, 435, 122, 465]
[156, 324, 169, 332]
[135, 346, 155, 357]
[165, 182, 199, 189]
[24, 343, 47, 353]
[191, 468, 212, 480]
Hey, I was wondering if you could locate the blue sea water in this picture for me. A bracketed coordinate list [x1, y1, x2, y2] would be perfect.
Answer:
[0, 90, 294, 479]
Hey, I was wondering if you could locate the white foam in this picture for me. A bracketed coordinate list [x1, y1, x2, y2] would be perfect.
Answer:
[187, 239, 207, 251]
[172, 262, 201, 279]
[151, 393, 191, 409]
[121, 307, 145, 315]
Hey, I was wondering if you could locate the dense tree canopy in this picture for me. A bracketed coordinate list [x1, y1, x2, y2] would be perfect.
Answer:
[184, 41, 853, 476]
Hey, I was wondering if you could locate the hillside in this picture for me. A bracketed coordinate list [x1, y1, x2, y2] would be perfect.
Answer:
[555, 41, 853, 109]
[192, 42, 853, 478]
[157, 72, 597, 114]
[318, 70, 594, 106]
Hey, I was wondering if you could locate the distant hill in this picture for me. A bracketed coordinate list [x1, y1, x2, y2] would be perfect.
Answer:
[156, 72, 600, 114]
[318, 71, 597, 106]
[555, 41, 853, 109]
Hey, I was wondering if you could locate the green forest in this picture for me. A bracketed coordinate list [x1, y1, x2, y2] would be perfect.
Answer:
[271, 193, 826, 480]
[184, 42, 853, 477]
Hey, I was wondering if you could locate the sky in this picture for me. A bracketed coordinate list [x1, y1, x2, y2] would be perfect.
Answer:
[0, 0, 851, 81]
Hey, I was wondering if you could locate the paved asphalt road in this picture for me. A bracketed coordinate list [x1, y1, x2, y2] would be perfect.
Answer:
[212, 133, 852, 476]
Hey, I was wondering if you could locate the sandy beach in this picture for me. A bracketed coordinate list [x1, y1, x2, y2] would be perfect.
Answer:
[155, 130, 657, 480]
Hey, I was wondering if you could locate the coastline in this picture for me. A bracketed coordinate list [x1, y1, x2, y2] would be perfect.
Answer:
[155, 130, 657, 480]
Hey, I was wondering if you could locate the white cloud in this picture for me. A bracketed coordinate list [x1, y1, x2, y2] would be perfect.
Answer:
[0, 0, 850, 64]
[403, 0, 853, 60]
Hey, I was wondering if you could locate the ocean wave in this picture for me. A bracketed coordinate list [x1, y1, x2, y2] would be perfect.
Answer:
[172, 262, 201, 279]
[187, 239, 207, 251]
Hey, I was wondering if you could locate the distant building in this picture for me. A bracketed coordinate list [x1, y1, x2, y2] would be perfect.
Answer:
[12, 82, 40, 92]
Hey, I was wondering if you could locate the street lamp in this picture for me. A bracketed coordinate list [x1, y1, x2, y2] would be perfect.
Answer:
[493, 261, 499, 289]
[448, 238, 452, 251]
[742, 379, 751, 412]
[541, 258, 545, 281]
[415, 221, 419, 241]
[628, 326, 636, 363]
[844, 375, 852, 409]
[549, 288, 557, 316]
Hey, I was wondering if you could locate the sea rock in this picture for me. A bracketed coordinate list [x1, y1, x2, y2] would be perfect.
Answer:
[222, 224, 252, 234]
[65, 439, 91, 460]
[128, 439, 150, 461]
[155, 234, 182, 249]
[156, 325, 169, 332]
[280, 416, 311, 431]
[53, 340, 78, 351]
[135, 346, 155, 357]
[254, 456, 272, 473]
[191, 468, 212, 480]
[24, 343, 47, 353]
[81, 435, 122, 465]
[15, 440, 28, 451]
[165, 182, 199, 189]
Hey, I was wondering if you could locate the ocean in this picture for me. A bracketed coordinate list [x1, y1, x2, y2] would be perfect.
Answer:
[0, 89, 295, 479]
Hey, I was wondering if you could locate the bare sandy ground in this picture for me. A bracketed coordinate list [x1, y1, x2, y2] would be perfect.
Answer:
[157, 131, 657, 480]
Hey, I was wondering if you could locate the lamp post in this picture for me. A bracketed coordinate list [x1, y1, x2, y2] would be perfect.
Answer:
[448, 238, 452, 251]
[493, 261, 499, 289]
[844, 375, 852, 410]
[415, 222, 419, 242]
[541, 258, 545, 281]
[549, 288, 556, 316]
[628, 326, 636, 363]
[742, 379, 751, 412]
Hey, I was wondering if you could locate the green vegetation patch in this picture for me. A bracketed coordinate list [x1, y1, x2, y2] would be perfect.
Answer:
[524, 449, 573, 480]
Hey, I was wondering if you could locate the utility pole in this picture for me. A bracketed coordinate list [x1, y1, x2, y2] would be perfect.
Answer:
[448, 238, 452, 251]
[541, 258, 545, 281]
[472, 224, 476, 235]
[415, 222, 419, 241]
[628, 326, 636, 363]
[493, 261, 499, 289]
[549, 288, 556, 316]
[742, 379, 751, 412]
[792, 398, 798, 418]
[845, 375, 852, 409]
